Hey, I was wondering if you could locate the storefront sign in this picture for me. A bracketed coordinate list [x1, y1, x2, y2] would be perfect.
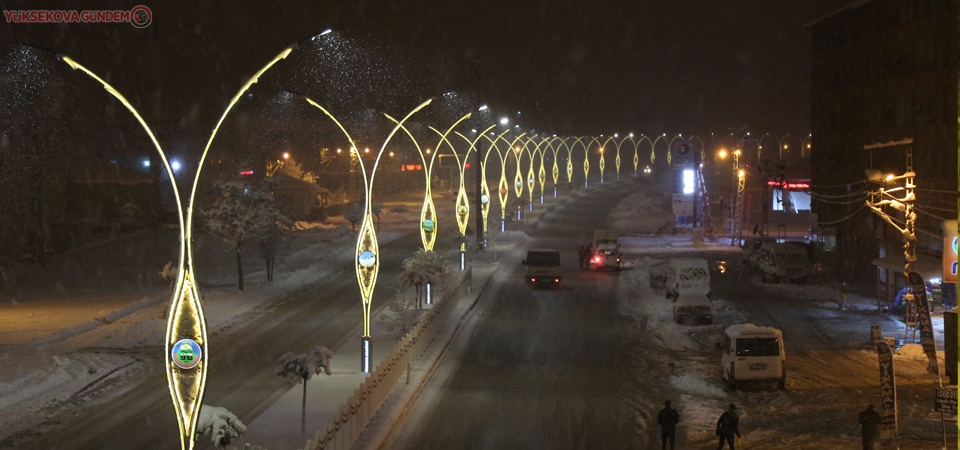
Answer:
[876, 341, 897, 430]
[945, 220, 958, 283]
[908, 272, 940, 375]
[936, 387, 957, 413]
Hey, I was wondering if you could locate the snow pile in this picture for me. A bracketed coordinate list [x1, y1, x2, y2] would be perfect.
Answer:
[670, 373, 726, 399]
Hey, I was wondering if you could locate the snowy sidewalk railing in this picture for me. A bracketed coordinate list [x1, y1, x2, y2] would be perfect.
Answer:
[299, 267, 472, 450]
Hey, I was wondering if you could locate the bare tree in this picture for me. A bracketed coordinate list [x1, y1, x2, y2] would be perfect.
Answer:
[274, 345, 334, 434]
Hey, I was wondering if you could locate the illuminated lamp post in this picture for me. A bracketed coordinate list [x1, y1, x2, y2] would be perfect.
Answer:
[569, 136, 590, 187]
[546, 137, 562, 197]
[392, 114, 470, 303]
[536, 136, 553, 203]
[61, 56, 199, 450]
[593, 135, 614, 183]
[455, 124, 496, 247]
[651, 133, 668, 164]
[520, 136, 539, 210]
[799, 133, 812, 158]
[559, 136, 575, 188]
[427, 115, 473, 271]
[512, 143, 524, 218]
[308, 98, 432, 373]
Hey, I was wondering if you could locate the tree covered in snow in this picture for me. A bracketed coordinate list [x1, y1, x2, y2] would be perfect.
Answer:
[203, 175, 288, 291]
[380, 288, 422, 334]
[195, 405, 246, 449]
[399, 249, 451, 309]
[344, 202, 364, 231]
[274, 345, 334, 434]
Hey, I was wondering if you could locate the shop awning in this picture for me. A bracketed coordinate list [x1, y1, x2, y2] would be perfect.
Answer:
[872, 253, 943, 281]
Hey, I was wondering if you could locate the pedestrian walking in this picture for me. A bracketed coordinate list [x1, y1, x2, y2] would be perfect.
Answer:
[657, 400, 680, 450]
[577, 245, 586, 269]
[858, 404, 881, 450]
[715, 403, 741, 450]
[585, 243, 594, 268]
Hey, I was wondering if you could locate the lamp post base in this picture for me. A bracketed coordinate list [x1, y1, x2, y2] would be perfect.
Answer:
[361, 337, 371, 374]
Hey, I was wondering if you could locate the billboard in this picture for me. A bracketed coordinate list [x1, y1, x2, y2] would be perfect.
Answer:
[944, 220, 958, 283]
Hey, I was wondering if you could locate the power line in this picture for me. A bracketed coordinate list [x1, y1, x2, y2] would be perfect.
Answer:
[914, 187, 959, 195]
[810, 188, 868, 199]
[813, 196, 868, 205]
[914, 203, 958, 214]
[809, 179, 868, 189]
[914, 207, 954, 223]
[819, 204, 867, 225]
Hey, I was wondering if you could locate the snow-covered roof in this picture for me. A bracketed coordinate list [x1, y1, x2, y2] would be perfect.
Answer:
[803, 0, 874, 29]
[724, 323, 782, 338]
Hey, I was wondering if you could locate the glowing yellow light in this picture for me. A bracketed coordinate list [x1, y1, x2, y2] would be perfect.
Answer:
[364, 148, 370, 153]
[515, 146, 521, 152]
[807, 144, 811, 148]
[337, 148, 342, 153]
[719, 150, 727, 158]
[885, 174, 895, 181]
[389, 151, 395, 157]
[738, 170, 745, 177]
[282, 152, 290, 159]
[734, 149, 741, 156]
[783, 144, 788, 149]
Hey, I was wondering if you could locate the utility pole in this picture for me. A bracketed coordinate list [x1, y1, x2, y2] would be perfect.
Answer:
[472, 59, 485, 249]
[864, 138, 916, 330]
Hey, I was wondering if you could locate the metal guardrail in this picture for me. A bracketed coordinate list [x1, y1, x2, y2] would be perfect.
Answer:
[300, 267, 472, 450]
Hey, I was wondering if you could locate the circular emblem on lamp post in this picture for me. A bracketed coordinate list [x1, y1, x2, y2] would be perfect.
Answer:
[422, 219, 435, 231]
[457, 205, 468, 215]
[171, 338, 202, 370]
[515, 180, 522, 188]
[953, 236, 958, 255]
[481, 194, 489, 203]
[500, 188, 507, 195]
[528, 177, 534, 184]
[358, 250, 377, 268]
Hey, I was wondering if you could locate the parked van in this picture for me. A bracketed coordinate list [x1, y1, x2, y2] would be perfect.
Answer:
[720, 324, 786, 390]
[523, 249, 562, 289]
[665, 257, 711, 298]
[674, 293, 712, 326]
[755, 242, 811, 283]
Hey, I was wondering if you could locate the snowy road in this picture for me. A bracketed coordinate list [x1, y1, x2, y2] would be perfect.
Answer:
[383, 181, 647, 449]
[381, 178, 957, 450]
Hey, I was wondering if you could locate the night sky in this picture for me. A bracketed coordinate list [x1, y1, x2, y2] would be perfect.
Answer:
[1, 0, 855, 156]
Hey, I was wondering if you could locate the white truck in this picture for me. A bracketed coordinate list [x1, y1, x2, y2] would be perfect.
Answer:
[523, 249, 563, 289]
[589, 229, 621, 270]
[665, 257, 710, 298]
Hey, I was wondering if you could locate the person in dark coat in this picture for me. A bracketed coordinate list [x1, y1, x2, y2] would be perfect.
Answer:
[858, 404, 881, 450]
[657, 400, 680, 450]
[585, 243, 594, 268]
[577, 245, 586, 269]
[715, 403, 741, 449]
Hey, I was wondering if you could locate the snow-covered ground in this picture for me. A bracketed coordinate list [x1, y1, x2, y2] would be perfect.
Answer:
[0, 200, 427, 446]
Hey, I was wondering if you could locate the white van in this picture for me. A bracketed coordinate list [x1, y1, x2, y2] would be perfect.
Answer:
[720, 324, 786, 390]
[665, 257, 710, 298]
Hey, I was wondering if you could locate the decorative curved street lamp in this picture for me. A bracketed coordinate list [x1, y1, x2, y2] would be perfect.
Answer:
[427, 114, 473, 269]
[651, 133, 668, 164]
[570, 136, 590, 187]
[593, 135, 614, 183]
[61, 56, 200, 450]
[308, 97, 432, 373]
[455, 125, 496, 244]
